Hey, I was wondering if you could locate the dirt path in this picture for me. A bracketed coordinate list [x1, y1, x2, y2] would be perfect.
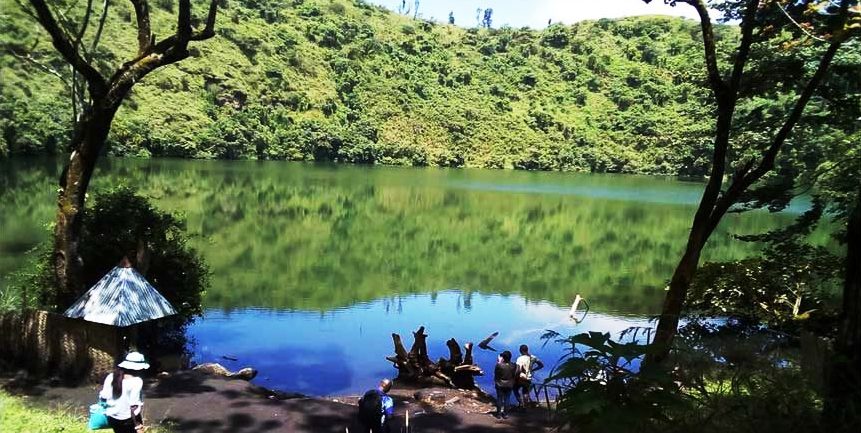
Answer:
[2, 371, 555, 432]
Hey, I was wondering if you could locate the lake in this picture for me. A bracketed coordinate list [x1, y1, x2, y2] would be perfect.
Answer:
[0, 158, 817, 395]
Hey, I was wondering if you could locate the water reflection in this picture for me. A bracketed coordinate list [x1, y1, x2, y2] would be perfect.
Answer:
[0, 158, 829, 396]
[1, 158, 819, 313]
[188, 291, 655, 396]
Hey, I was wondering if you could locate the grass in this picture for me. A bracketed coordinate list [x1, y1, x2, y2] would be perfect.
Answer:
[0, 391, 172, 433]
[0, 391, 91, 433]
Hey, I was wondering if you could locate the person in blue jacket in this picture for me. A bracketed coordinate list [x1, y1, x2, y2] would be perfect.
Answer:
[358, 378, 394, 433]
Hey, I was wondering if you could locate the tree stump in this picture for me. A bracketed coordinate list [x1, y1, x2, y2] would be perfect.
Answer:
[387, 326, 484, 389]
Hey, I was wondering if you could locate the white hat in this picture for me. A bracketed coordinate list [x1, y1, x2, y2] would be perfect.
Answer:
[118, 352, 150, 371]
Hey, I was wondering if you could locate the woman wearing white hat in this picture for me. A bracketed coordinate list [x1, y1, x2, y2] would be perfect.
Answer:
[99, 352, 149, 433]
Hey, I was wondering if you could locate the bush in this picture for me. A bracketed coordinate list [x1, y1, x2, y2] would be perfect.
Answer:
[543, 323, 827, 433]
[4, 187, 209, 318]
[542, 24, 569, 48]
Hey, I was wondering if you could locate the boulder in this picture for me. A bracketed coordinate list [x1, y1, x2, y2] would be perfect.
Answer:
[192, 363, 257, 381]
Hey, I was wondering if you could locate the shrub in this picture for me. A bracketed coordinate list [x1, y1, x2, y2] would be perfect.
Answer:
[4, 187, 209, 318]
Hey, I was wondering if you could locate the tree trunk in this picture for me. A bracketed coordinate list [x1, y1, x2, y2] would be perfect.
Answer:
[824, 190, 861, 432]
[387, 327, 483, 389]
[53, 108, 115, 308]
[649, 242, 703, 360]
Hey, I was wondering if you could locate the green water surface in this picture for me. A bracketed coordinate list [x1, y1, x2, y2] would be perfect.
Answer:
[0, 158, 820, 315]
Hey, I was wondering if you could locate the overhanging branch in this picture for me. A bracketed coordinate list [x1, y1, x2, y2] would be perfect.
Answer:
[28, 0, 106, 96]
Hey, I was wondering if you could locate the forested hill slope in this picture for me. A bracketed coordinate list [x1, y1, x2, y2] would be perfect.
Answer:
[1, 0, 724, 175]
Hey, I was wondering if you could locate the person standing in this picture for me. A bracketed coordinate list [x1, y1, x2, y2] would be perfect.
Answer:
[514, 344, 544, 408]
[358, 378, 395, 433]
[493, 350, 518, 419]
[99, 352, 149, 433]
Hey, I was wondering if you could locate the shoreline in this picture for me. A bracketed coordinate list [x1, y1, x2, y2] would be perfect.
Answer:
[1, 369, 554, 432]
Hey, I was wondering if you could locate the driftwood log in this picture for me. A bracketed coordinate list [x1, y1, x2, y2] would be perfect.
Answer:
[387, 326, 484, 389]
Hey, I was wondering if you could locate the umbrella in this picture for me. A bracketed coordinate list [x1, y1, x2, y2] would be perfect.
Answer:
[64, 261, 177, 327]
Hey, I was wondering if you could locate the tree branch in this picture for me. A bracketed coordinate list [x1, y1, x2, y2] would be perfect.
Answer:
[28, 0, 106, 97]
[740, 41, 843, 188]
[70, 0, 94, 123]
[129, 0, 153, 55]
[192, 0, 218, 41]
[6, 47, 69, 85]
[728, 0, 760, 92]
[105, 0, 218, 107]
[706, 41, 843, 235]
[681, 0, 728, 97]
[177, 0, 192, 48]
[90, 0, 110, 59]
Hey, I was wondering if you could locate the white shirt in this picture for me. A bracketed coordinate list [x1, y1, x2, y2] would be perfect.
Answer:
[516, 354, 538, 380]
[99, 373, 144, 420]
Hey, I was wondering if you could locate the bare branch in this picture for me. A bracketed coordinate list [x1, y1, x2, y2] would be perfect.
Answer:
[71, 0, 94, 123]
[6, 48, 69, 85]
[90, 0, 110, 58]
[774, 1, 828, 42]
[12, 0, 38, 21]
[73, 0, 94, 57]
[129, 0, 153, 55]
[741, 41, 843, 187]
[28, 0, 106, 96]
[191, 0, 218, 41]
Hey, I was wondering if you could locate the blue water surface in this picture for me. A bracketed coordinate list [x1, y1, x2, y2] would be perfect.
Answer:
[187, 291, 653, 396]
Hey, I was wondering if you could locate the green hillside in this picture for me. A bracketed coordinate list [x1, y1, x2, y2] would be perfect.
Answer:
[1, 0, 728, 174]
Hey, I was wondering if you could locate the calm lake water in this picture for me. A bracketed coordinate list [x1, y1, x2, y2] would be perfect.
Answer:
[0, 158, 818, 395]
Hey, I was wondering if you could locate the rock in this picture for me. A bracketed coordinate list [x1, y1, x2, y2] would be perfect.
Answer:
[229, 367, 257, 381]
[193, 363, 231, 376]
[192, 363, 257, 381]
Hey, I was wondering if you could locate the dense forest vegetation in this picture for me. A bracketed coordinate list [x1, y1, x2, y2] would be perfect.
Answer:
[3, 0, 724, 175]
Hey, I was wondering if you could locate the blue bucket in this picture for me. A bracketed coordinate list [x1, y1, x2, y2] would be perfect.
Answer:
[88, 402, 109, 430]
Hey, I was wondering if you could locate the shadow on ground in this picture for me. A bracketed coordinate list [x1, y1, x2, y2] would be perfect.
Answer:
[2, 370, 554, 432]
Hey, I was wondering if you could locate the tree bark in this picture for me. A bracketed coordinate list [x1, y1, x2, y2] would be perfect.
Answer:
[824, 190, 861, 431]
[53, 107, 116, 307]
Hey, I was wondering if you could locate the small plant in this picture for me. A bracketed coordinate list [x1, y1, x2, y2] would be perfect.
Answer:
[541, 330, 688, 433]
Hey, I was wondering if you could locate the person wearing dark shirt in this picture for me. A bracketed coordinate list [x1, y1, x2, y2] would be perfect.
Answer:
[493, 350, 518, 419]
[358, 378, 395, 433]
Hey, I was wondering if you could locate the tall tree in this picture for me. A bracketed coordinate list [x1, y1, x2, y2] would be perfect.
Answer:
[482, 8, 494, 28]
[642, 0, 859, 363]
[825, 187, 861, 431]
[19, 0, 219, 307]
